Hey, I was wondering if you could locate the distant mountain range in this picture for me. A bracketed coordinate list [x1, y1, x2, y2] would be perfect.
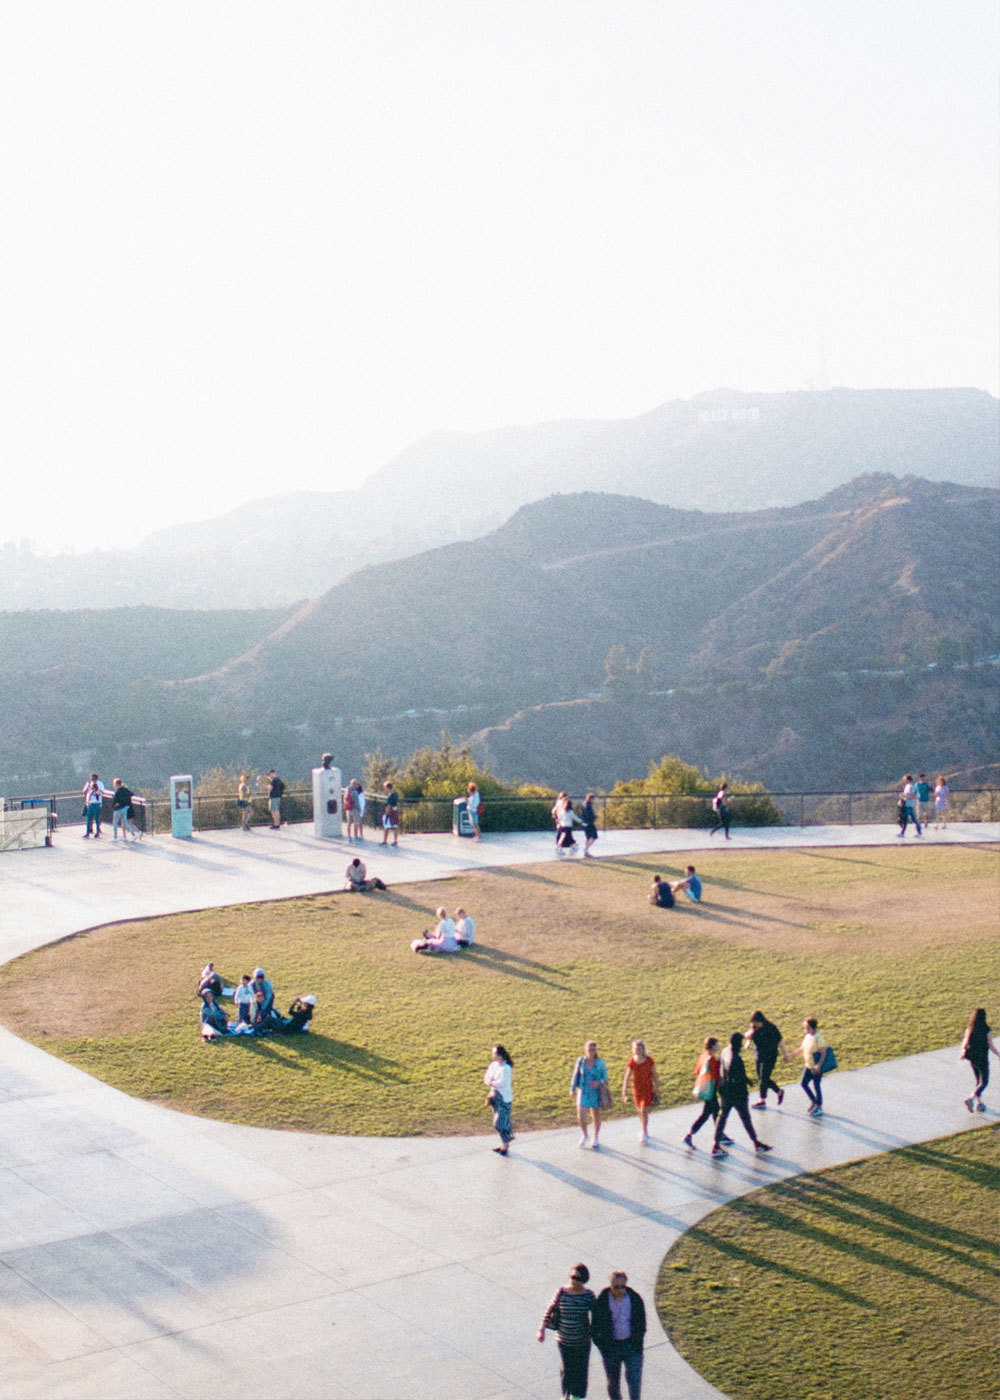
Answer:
[1, 473, 996, 795]
[2, 386, 996, 610]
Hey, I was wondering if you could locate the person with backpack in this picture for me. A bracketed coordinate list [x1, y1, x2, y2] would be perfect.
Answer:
[649, 874, 675, 908]
[709, 781, 731, 839]
[712, 1032, 772, 1158]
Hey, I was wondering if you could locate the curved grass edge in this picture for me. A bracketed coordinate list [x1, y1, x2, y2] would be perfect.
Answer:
[655, 1126, 1000, 1400]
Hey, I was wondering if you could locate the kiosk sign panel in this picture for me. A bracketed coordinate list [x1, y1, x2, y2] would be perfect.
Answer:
[170, 775, 194, 840]
[312, 759, 342, 839]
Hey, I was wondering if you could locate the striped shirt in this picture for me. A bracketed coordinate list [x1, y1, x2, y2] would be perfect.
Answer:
[543, 1287, 595, 1345]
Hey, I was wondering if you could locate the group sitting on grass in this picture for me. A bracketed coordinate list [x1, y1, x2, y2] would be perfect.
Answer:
[198, 962, 317, 1039]
[411, 906, 476, 954]
[650, 866, 702, 907]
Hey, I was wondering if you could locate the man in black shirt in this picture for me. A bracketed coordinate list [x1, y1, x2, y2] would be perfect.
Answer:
[265, 770, 285, 829]
[745, 1010, 791, 1109]
[713, 1032, 771, 1157]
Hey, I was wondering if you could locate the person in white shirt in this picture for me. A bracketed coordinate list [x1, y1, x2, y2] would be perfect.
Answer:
[455, 908, 475, 946]
[483, 1044, 514, 1154]
[411, 908, 459, 954]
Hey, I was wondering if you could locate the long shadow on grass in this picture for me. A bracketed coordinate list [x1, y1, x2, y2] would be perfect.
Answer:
[734, 1195, 995, 1305]
[243, 1034, 405, 1083]
[464, 945, 572, 989]
[677, 1220, 876, 1308]
[791, 1174, 1000, 1270]
[896, 1139, 1000, 1192]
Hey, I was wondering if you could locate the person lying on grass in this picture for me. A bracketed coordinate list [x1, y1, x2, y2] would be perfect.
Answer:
[345, 858, 387, 892]
[278, 995, 317, 1033]
[411, 907, 461, 954]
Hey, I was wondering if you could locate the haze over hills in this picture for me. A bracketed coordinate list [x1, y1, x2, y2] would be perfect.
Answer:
[1, 387, 996, 610]
[1, 473, 996, 796]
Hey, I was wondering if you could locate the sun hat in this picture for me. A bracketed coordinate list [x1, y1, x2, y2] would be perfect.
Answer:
[302, 995, 317, 1006]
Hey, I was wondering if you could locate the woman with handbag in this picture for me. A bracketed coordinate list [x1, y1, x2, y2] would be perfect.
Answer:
[483, 1044, 514, 1154]
[571, 1040, 610, 1149]
[622, 1039, 659, 1144]
[538, 1262, 596, 1400]
[799, 1016, 828, 1116]
[683, 1036, 727, 1149]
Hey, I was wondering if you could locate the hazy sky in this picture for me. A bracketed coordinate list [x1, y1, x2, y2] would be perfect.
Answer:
[2, 1, 997, 553]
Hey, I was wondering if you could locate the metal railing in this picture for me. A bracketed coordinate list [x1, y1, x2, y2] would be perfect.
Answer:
[4, 786, 996, 841]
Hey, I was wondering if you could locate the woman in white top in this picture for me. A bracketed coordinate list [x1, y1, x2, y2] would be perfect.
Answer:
[933, 776, 949, 829]
[411, 907, 459, 954]
[484, 1045, 514, 1154]
[799, 1016, 826, 1116]
[466, 782, 482, 841]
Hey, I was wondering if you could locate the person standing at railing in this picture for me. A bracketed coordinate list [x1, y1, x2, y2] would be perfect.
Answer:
[263, 769, 285, 830]
[237, 774, 252, 832]
[81, 773, 109, 838]
[110, 778, 141, 843]
[381, 780, 400, 846]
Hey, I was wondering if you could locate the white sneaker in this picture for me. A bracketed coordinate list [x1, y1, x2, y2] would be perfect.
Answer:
[579, 1134, 589, 1148]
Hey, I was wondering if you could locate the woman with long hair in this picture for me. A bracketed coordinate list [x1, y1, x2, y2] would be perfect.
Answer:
[571, 1040, 609, 1149]
[961, 1008, 998, 1112]
[484, 1044, 514, 1154]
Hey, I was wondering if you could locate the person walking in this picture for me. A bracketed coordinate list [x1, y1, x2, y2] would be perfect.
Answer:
[684, 1037, 728, 1149]
[538, 1263, 596, 1400]
[933, 776, 950, 829]
[709, 781, 731, 839]
[961, 1008, 998, 1112]
[744, 1010, 791, 1109]
[581, 792, 599, 857]
[466, 782, 483, 841]
[592, 1271, 646, 1400]
[621, 1040, 659, 1143]
[571, 1040, 609, 1149]
[896, 774, 921, 837]
[110, 778, 140, 843]
[712, 1032, 772, 1157]
[484, 1044, 514, 1154]
[81, 773, 107, 838]
[237, 774, 253, 831]
[799, 1016, 827, 1116]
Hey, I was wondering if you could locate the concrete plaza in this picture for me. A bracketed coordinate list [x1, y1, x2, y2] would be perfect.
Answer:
[0, 820, 996, 1398]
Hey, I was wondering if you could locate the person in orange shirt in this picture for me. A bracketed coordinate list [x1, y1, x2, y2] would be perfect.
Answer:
[621, 1040, 660, 1144]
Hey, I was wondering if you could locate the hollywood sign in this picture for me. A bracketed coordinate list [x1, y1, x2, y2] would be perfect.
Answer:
[697, 406, 761, 424]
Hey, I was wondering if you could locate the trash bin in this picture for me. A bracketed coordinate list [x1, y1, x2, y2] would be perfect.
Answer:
[453, 798, 476, 838]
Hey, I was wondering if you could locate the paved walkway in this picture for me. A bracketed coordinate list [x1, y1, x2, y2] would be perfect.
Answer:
[0, 822, 996, 1399]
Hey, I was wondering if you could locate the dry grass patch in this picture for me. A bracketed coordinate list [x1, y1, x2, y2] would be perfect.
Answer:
[0, 846, 997, 1136]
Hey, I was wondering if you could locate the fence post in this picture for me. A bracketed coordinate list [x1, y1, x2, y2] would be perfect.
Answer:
[848, 792, 853, 827]
[799, 793, 804, 827]
[653, 796, 658, 829]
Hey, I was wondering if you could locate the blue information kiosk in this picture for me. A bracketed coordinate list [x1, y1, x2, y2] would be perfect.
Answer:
[170, 775, 194, 839]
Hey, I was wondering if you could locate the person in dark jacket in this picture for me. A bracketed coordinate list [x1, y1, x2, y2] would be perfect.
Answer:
[591, 1271, 646, 1400]
[712, 1032, 771, 1158]
[199, 990, 229, 1038]
[744, 1010, 791, 1108]
[279, 995, 316, 1033]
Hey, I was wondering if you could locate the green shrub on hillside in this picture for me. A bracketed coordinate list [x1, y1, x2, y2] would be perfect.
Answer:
[606, 754, 783, 829]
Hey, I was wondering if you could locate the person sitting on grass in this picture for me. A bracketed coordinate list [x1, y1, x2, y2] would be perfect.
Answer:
[649, 874, 675, 908]
[455, 908, 475, 946]
[671, 866, 702, 903]
[411, 907, 460, 954]
[345, 858, 387, 892]
[233, 973, 255, 1026]
[278, 995, 317, 1033]
[200, 989, 230, 1039]
[198, 962, 224, 998]
[251, 968, 276, 1027]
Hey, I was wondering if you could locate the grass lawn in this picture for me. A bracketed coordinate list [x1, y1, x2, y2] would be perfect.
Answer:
[0, 845, 997, 1136]
[656, 1126, 1000, 1400]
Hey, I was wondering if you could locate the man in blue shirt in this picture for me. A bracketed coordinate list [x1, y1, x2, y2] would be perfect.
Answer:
[671, 866, 702, 902]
